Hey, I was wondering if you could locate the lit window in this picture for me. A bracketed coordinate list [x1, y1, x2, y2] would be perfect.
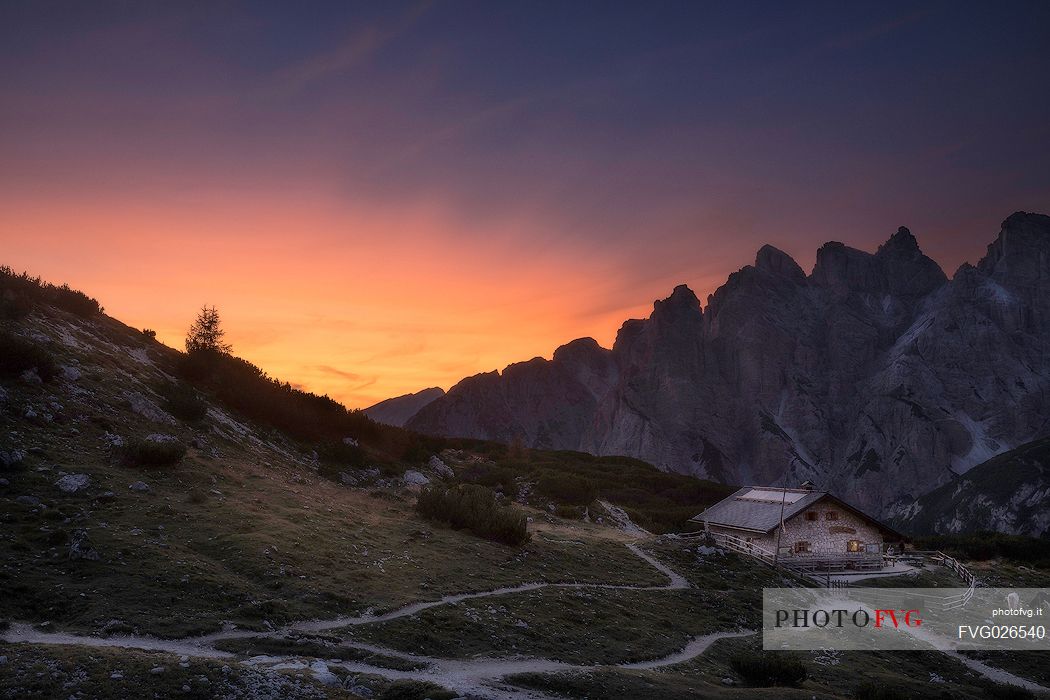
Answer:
[847, 540, 862, 553]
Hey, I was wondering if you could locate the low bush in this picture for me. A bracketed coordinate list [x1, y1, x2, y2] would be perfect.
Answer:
[854, 682, 909, 700]
[983, 682, 1035, 699]
[916, 533, 1050, 568]
[535, 472, 597, 506]
[177, 349, 382, 444]
[416, 484, 529, 546]
[50, 284, 101, 317]
[0, 267, 101, 317]
[379, 680, 457, 700]
[459, 462, 520, 498]
[123, 438, 186, 467]
[729, 652, 807, 687]
[0, 330, 58, 381]
[317, 440, 366, 467]
[160, 382, 208, 422]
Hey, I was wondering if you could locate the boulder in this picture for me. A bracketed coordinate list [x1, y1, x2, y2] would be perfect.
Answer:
[427, 455, 454, 478]
[403, 470, 430, 486]
[128, 481, 150, 493]
[55, 473, 91, 494]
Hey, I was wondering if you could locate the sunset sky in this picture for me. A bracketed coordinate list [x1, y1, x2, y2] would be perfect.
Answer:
[2, 1, 1049, 408]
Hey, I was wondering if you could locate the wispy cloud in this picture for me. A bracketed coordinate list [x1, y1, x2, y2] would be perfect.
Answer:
[264, 1, 431, 99]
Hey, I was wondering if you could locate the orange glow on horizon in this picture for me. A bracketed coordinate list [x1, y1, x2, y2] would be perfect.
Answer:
[3, 188, 713, 408]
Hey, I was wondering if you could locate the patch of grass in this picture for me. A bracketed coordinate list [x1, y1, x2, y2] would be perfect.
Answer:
[416, 484, 528, 546]
[0, 643, 345, 699]
[350, 542, 780, 665]
[729, 651, 807, 687]
[378, 679, 458, 700]
[122, 438, 187, 467]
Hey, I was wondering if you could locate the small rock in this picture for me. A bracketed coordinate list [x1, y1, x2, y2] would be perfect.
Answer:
[144, 433, 177, 443]
[342, 437, 359, 447]
[338, 472, 358, 486]
[721, 677, 736, 686]
[403, 470, 430, 486]
[24, 407, 38, 419]
[97, 491, 116, 501]
[109, 672, 122, 680]
[61, 365, 82, 382]
[69, 529, 101, 561]
[128, 481, 150, 493]
[55, 473, 91, 494]
[150, 666, 166, 674]
[0, 478, 8, 487]
[102, 433, 124, 448]
[427, 455, 454, 478]
[348, 685, 374, 698]
[0, 655, 7, 665]
[0, 449, 25, 469]
[16, 495, 41, 507]
[309, 660, 339, 687]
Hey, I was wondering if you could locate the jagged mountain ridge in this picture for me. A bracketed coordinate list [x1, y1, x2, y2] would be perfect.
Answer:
[888, 436, 1050, 537]
[407, 212, 1050, 516]
[364, 387, 445, 427]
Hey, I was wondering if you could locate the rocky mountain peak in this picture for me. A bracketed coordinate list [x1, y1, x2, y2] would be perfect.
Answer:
[754, 244, 805, 282]
[810, 241, 882, 293]
[977, 211, 1050, 282]
[877, 226, 920, 256]
[651, 284, 703, 322]
[552, 337, 608, 364]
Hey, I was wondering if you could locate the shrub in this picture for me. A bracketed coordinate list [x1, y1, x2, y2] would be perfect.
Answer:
[177, 349, 381, 444]
[50, 284, 101, 317]
[854, 682, 909, 700]
[317, 440, 366, 467]
[729, 652, 807, 687]
[983, 682, 1035, 700]
[416, 484, 529, 546]
[379, 680, 457, 700]
[535, 472, 597, 506]
[142, 328, 157, 339]
[160, 382, 208, 422]
[123, 438, 186, 467]
[0, 294, 31, 320]
[916, 533, 1050, 568]
[0, 329, 58, 381]
[459, 463, 520, 498]
[0, 267, 101, 317]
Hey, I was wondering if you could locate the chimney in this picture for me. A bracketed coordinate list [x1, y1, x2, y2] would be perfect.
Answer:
[799, 480, 815, 491]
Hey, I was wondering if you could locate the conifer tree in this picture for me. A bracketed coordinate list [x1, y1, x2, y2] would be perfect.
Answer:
[185, 305, 231, 354]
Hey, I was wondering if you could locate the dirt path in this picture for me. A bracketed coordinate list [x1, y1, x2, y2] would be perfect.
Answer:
[0, 541, 712, 699]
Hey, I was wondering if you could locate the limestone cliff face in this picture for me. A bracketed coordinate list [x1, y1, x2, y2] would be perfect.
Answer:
[407, 212, 1050, 516]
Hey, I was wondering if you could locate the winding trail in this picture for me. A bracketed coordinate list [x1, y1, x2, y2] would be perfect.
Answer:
[0, 542, 732, 699]
[5, 540, 1042, 698]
